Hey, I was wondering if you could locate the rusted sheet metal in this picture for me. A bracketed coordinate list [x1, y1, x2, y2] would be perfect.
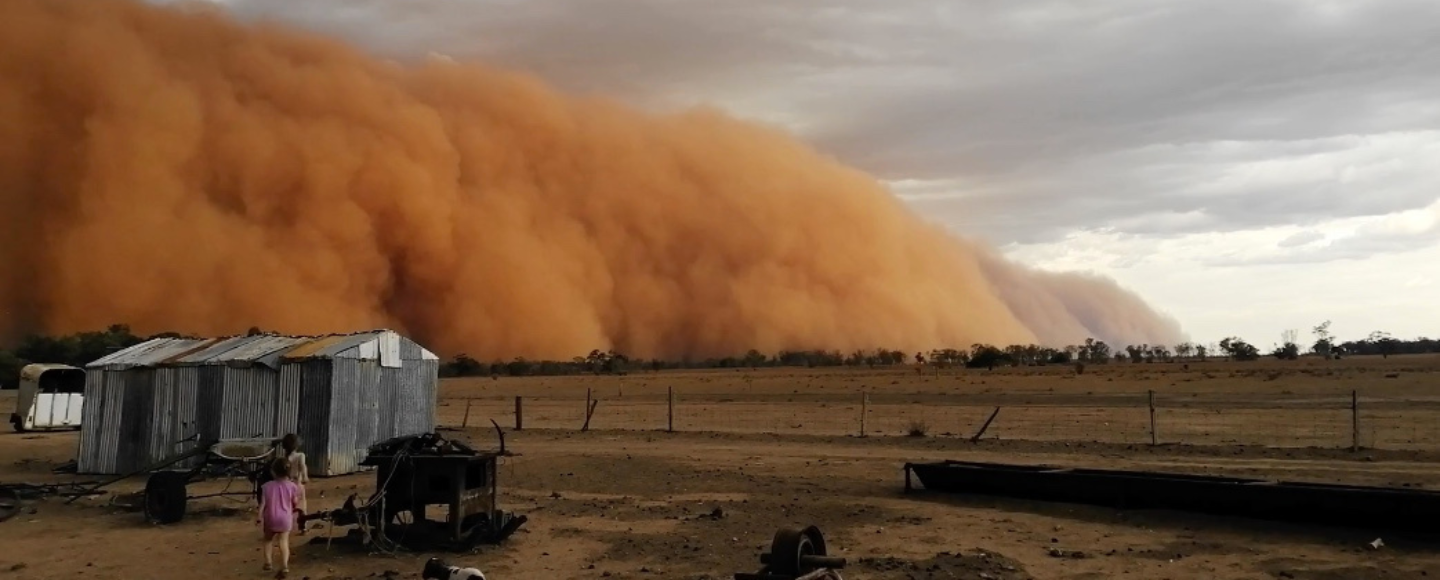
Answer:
[216, 336, 308, 368]
[172, 335, 308, 369]
[281, 334, 364, 361]
[157, 338, 228, 365]
[168, 336, 252, 363]
[86, 338, 212, 370]
[285, 331, 386, 361]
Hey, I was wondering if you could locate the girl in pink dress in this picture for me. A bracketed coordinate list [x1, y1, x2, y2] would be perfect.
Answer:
[257, 458, 301, 579]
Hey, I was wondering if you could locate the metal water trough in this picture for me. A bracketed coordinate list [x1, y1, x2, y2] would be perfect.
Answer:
[904, 460, 1440, 533]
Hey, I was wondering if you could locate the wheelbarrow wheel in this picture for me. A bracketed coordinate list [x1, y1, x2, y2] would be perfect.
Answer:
[144, 471, 189, 525]
[765, 526, 830, 575]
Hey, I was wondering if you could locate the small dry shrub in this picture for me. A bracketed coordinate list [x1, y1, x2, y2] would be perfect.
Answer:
[907, 420, 929, 438]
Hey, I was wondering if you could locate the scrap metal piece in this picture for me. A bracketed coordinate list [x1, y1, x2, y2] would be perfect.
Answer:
[0, 488, 19, 523]
[905, 460, 1440, 532]
[1, 481, 107, 522]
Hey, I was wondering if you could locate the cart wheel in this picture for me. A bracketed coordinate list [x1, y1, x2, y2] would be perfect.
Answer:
[144, 471, 189, 524]
[0, 488, 20, 523]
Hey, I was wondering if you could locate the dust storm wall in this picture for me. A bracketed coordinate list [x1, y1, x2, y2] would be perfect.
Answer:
[0, 0, 1183, 359]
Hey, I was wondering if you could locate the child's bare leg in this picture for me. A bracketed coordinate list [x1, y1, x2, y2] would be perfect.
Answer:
[263, 532, 275, 570]
[277, 531, 291, 571]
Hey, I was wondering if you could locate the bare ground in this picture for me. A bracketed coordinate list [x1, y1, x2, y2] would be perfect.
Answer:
[2, 356, 1439, 579]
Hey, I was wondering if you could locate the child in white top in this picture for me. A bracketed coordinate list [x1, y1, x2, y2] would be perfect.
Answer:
[280, 433, 310, 535]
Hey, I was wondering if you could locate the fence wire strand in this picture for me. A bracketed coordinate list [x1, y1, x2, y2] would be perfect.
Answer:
[434, 389, 1426, 450]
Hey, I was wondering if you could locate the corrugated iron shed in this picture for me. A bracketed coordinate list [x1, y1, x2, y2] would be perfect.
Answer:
[76, 329, 439, 477]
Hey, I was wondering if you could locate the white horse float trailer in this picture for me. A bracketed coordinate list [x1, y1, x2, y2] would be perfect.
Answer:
[10, 364, 85, 432]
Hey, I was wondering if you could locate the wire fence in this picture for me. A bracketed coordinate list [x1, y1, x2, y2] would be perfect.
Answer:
[435, 389, 1440, 451]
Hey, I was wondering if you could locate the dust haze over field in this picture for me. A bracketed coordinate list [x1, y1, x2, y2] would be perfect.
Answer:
[0, 0, 1183, 359]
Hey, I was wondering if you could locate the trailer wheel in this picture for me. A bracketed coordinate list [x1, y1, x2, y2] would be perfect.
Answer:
[144, 471, 189, 524]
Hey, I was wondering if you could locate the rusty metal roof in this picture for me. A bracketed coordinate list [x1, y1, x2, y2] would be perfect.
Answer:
[86, 338, 215, 370]
[278, 335, 353, 360]
[172, 335, 310, 369]
[85, 329, 408, 370]
[281, 331, 389, 360]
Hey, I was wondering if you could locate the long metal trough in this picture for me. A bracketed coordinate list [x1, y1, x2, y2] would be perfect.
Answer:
[904, 460, 1440, 532]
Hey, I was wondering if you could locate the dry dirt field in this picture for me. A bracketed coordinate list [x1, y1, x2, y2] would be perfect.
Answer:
[2, 355, 1439, 579]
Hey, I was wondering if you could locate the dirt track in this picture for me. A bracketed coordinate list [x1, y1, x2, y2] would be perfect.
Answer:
[2, 358, 1440, 579]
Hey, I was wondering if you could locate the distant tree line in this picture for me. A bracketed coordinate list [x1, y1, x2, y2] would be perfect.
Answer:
[3, 324, 1439, 386]
[0, 325, 173, 389]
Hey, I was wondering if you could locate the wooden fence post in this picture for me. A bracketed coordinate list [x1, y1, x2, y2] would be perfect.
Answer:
[860, 392, 869, 437]
[971, 407, 1001, 442]
[668, 386, 675, 433]
[462, 399, 472, 429]
[582, 398, 599, 432]
[515, 396, 523, 431]
[1148, 390, 1157, 446]
[1352, 389, 1359, 451]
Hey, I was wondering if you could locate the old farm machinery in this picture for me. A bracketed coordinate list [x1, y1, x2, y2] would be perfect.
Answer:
[55, 435, 285, 524]
[140, 437, 282, 524]
[299, 426, 527, 551]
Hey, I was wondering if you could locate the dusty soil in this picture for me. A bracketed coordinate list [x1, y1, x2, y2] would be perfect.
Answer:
[2, 356, 1439, 579]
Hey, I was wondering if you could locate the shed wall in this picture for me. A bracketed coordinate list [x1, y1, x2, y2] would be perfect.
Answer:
[219, 367, 279, 440]
[292, 361, 334, 478]
[75, 370, 105, 473]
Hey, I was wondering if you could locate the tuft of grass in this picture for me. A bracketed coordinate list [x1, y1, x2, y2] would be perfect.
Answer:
[907, 420, 929, 438]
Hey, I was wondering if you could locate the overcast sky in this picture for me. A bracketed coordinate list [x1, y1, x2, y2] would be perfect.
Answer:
[199, 0, 1440, 347]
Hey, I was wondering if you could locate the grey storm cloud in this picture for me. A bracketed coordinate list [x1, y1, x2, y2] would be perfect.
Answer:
[186, 0, 1440, 249]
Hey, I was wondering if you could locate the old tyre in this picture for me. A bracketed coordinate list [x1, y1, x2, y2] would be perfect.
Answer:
[144, 471, 189, 525]
[766, 526, 829, 575]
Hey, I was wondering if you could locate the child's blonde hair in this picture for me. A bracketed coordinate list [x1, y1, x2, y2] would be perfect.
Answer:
[270, 457, 291, 479]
